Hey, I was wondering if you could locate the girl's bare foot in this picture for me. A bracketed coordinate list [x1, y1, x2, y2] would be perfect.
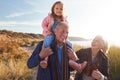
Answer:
[40, 60, 48, 68]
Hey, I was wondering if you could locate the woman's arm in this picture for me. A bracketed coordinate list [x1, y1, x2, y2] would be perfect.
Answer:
[91, 55, 109, 80]
[101, 56, 109, 80]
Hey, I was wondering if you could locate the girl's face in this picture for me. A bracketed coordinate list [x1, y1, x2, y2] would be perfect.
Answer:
[54, 3, 63, 16]
[55, 26, 68, 45]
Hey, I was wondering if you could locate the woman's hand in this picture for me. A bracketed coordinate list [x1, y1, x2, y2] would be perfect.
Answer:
[39, 44, 53, 59]
[91, 69, 104, 80]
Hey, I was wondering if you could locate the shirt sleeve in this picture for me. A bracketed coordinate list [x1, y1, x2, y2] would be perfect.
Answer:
[102, 56, 109, 79]
[27, 41, 43, 68]
[42, 15, 51, 31]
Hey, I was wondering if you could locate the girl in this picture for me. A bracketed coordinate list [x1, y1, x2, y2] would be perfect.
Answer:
[40, 1, 68, 68]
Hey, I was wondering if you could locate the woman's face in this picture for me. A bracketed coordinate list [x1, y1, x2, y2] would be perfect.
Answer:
[91, 36, 104, 50]
[54, 3, 63, 16]
[55, 26, 68, 45]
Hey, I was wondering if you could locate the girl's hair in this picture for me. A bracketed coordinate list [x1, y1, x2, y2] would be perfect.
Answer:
[51, 1, 65, 21]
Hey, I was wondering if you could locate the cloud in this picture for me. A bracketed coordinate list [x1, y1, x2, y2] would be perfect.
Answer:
[5, 12, 27, 18]
[5, 10, 43, 18]
[25, 0, 53, 13]
[0, 21, 41, 26]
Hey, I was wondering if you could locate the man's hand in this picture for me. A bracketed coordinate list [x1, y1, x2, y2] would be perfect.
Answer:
[39, 44, 53, 59]
[67, 46, 78, 61]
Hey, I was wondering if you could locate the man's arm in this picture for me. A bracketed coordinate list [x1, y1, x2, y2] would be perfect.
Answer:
[27, 41, 43, 68]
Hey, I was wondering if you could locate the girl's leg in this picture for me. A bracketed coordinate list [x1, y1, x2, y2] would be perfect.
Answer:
[44, 34, 54, 48]
[40, 34, 54, 68]
[69, 60, 87, 73]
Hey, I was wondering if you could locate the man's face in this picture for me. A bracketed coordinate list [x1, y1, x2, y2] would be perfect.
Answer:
[55, 26, 68, 45]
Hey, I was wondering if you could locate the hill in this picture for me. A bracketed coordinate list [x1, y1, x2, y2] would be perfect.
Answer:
[0, 30, 44, 45]
[0, 30, 44, 39]
[0, 30, 88, 42]
[0, 30, 44, 54]
[68, 36, 88, 41]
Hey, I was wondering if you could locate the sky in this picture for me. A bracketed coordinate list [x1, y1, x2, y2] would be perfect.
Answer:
[0, 0, 120, 46]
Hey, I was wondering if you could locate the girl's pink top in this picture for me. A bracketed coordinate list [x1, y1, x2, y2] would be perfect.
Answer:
[42, 14, 67, 36]
[42, 14, 53, 36]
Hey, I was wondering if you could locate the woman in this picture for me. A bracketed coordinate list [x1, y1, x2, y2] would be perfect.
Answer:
[75, 35, 109, 80]
[27, 22, 84, 80]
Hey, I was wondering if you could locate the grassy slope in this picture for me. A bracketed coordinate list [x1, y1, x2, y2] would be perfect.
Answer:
[0, 30, 43, 80]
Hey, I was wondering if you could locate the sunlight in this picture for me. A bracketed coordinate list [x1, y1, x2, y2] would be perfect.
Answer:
[68, 0, 120, 46]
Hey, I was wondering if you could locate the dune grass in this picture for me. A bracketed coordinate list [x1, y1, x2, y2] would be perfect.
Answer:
[107, 46, 120, 79]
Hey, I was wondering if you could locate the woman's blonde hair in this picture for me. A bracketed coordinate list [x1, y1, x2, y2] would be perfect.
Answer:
[102, 39, 109, 53]
[94, 35, 109, 53]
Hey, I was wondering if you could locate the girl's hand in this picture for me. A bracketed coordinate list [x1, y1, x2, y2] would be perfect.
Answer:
[46, 30, 52, 35]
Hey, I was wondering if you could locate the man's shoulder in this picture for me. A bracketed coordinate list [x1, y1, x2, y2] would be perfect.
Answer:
[66, 41, 73, 48]
[37, 40, 44, 46]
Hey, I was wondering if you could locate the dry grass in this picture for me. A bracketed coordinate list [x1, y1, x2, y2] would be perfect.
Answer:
[0, 33, 37, 80]
[107, 46, 120, 79]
